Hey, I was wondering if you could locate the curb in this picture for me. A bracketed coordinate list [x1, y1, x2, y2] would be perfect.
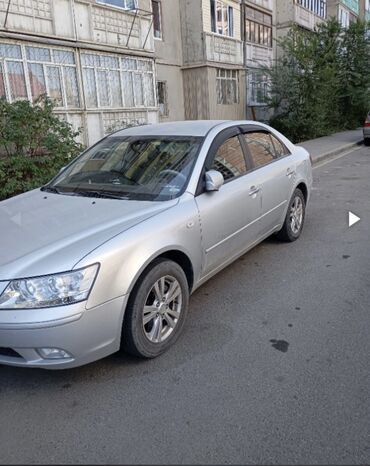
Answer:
[301, 140, 364, 167]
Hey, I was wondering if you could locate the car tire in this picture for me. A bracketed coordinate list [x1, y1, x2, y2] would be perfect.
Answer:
[121, 258, 189, 359]
[277, 188, 306, 242]
[364, 138, 370, 146]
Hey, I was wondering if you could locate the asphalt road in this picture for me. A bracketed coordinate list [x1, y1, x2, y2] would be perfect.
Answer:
[1, 146, 370, 465]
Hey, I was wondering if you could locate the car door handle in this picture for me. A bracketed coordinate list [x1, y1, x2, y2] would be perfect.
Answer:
[286, 168, 295, 177]
[249, 186, 260, 197]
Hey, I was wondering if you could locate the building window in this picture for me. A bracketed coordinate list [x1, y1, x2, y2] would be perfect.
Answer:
[296, 0, 327, 18]
[157, 81, 168, 116]
[152, 0, 163, 39]
[81, 52, 155, 109]
[210, 0, 234, 37]
[248, 72, 269, 106]
[0, 42, 80, 108]
[245, 7, 272, 47]
[216, 69, 239, 105]
[97, 0, 137, 10]
[338, 7, 350, 27]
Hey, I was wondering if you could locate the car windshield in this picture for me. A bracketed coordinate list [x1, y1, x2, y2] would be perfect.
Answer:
[45, 136, 202, 201]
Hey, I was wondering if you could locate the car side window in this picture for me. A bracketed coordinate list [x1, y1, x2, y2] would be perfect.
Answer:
[270, 134, 291, 158]
[244, 132, 277, 169]
[211, 136, 248, 182]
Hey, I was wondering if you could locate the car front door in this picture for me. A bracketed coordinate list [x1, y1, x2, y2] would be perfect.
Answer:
[242, 130, 296, 236]
[195, 128, 262, 279]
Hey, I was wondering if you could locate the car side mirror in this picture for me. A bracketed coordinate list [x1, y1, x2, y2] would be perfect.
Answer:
[205, 170, 224, 192]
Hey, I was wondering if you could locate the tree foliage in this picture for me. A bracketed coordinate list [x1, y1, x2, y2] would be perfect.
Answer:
[0, 96, 83, 200]
[266, 19, 370, 143]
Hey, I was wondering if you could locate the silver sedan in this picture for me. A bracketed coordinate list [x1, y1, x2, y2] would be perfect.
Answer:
[0, 120, 312, 369]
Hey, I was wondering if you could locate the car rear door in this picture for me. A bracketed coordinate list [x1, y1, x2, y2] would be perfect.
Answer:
[241, 129, 296, 236]
[195, 127, 262, 278]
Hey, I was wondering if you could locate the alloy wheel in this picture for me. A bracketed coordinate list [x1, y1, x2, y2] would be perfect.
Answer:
[290, 196, 304, 235]
[142, 275, 182, 344]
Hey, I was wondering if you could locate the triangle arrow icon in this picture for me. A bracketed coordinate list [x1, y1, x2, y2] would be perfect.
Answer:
[349, 211, 360, 228]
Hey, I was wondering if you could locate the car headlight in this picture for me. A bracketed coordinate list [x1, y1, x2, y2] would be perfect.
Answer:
[0, 264, 99, 310]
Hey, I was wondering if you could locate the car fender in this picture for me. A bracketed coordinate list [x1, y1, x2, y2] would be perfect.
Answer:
[74, 194, 202, 310]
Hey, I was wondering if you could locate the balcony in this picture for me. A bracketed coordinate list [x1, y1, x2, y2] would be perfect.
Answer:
[203, 33, 243, 67]
[77, 1, 153, 52]
[294, 3, 326, 30]
[245, 43, 273, 68]
[246, 0, 273, 12]
[0, 0, 154, 53]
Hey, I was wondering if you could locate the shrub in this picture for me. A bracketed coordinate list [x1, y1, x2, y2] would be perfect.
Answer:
[0, 95, 83, 200]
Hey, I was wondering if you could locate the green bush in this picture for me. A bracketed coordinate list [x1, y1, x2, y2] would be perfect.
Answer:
[266, 19, 370, 143]
[0, 96, 83, 200]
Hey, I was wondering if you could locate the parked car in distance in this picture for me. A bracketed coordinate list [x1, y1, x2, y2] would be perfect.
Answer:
[364, 111, 370, 146]
[0, 121, 312, 369]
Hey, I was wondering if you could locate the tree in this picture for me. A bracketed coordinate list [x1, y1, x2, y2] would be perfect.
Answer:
[265, 19, 370, 143]
[339, 20, 370, 129]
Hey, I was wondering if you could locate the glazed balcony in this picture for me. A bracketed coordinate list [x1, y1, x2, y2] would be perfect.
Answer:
[294, 3, 326, 31]
[0, 0, 154, 53]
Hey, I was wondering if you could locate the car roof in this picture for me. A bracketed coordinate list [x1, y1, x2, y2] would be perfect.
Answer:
[111, 120, 263, 138]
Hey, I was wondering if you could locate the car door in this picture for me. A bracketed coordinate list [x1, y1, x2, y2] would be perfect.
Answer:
[195, 127, 262, 278]
[242, 129, 296, 236]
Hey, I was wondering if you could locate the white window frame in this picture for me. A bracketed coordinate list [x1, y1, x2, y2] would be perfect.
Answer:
[296, 0, 327, 18]
[248, 71, 269, 106]
[96, 0, 138, 11]
[81, 51, 156, 110]
[216, 68, 239, 105]
[152, 0, 163, 40]
[210, 0, 234, 38]
[0, 42, 80, 109]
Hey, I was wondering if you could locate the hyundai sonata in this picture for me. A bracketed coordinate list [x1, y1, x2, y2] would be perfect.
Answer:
[0, 121, 312, 369]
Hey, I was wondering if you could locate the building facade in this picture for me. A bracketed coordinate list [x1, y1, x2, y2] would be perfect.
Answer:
[327, 0, 360, 26]
[0, 0, 158, 145]
[180, 0, 245, 121]
[0, 0, 368, 144]
[243, 0, 275, 121]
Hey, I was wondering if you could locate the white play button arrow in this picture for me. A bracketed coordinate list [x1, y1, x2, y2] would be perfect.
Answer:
[349, 211, 360, 228]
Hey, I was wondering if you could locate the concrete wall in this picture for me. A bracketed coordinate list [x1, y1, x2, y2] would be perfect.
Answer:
[154, 0, 185, 121]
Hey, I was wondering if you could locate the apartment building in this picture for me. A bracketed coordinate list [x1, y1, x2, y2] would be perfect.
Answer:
[152, 0, 185, 121]
[179, 0, 245, 120]
[0, 0, 158, 145]
[155, 0, 273, 122]
[243, 0, 275, 121]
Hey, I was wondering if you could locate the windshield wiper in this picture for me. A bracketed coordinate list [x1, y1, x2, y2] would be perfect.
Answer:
[41, 185, 62, 194]
[71, 190, 129, 200]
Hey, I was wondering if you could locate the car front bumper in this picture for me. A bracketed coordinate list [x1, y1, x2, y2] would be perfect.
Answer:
[0, 295, 128, 369]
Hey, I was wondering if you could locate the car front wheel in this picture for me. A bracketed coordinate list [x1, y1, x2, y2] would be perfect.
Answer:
[277, 188, 306, 242]
[121, 259, 189, 358]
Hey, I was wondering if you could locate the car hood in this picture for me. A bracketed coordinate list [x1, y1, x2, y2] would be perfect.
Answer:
[0, 189, 178, 280]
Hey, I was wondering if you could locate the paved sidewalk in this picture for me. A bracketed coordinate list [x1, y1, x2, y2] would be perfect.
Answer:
[298, 129, 363, 165]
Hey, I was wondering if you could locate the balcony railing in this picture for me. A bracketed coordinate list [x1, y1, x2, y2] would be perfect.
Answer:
[294, 3, 326, 30]
[245, 43, 273, 68]
[0, 0, 154, 53]
[203, 33, 243, 66]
